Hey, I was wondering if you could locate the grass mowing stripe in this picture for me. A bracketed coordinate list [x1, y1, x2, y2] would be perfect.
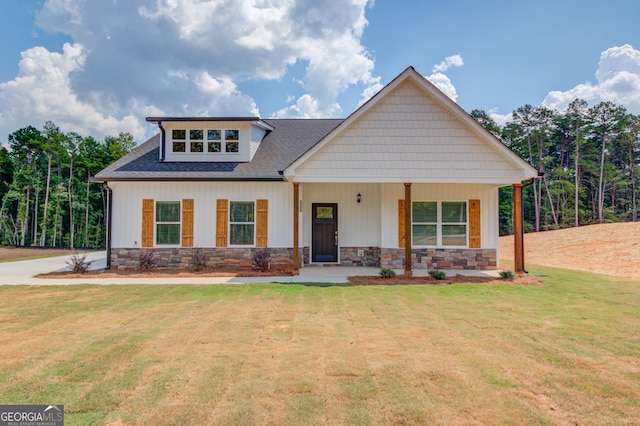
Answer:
[0, 270, 638, 425]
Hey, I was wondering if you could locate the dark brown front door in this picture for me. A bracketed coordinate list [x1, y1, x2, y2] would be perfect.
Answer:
[312, 203, 338, 262]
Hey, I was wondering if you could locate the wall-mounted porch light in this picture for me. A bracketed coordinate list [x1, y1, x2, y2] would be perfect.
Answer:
[357, 193, 362, 203]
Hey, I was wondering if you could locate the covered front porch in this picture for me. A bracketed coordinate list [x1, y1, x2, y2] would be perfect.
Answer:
[290, 182, 512, 275]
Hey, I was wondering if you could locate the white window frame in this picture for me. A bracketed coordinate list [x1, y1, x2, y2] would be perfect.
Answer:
[170, 128, 240, 154]
[228, 200, 255, 247]
[412, 201, 468, 248]
[155, 200, 182, 246]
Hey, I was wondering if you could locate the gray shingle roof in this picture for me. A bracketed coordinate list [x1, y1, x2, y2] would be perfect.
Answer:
[94, 119, 343, 181]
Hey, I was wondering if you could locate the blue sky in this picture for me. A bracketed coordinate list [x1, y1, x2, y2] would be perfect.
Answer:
[1, 0, 639, 144]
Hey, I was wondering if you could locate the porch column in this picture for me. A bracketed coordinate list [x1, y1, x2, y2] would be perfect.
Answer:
[404, 183, 412, 277]
[513, 183, 525, 274]
[293, 182, 300, 270]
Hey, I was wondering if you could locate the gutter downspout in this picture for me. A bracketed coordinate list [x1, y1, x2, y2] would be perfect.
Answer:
[158, 121, 166, 162]
[103, 182, 112, 270]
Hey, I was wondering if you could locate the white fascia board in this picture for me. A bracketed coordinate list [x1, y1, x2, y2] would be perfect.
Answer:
[286, 175, 536, 185]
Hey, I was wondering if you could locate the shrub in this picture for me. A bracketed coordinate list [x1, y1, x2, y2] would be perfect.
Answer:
[138, 252, 157, 271]
[499, 270, 515, 279]
[191, 247, 206, 271]
[379, 268, 396, 278]
[252, 249, 271, 272]
[66, 254, 93, 274]
[428, 269, 447, 280]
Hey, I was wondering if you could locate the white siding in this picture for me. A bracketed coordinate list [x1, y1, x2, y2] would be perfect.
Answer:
[301, 183, 381, 247]
[162, 121, 252, 162]
[110, 181, 292, 248]
[110, 181, 500, 252]
[301, 183, 499, 251]
[380, 183, 499, 249]
[293, 80, 524, 182]
[250, 125, 267, 160]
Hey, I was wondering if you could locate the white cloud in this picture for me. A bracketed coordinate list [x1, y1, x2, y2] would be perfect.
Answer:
[419, 54, 465, 103]
[194, 73, 237, 97]
[0, 43, 146, 141]
[432, 54, 464, 73]
[542, 44, 640, 113]
[426, 72, 459, 102]
[0, 0, 379, 142]
[273, 94, 341, 118]
[489, 110, 512, 128]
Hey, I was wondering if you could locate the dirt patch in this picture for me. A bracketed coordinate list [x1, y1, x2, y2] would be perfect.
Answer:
[348, 274, 542, 285]
[37, 266, 298, 279]
[499, 222, 640, 279]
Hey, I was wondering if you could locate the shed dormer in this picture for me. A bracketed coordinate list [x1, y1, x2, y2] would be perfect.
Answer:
[147, 117, 274, 163]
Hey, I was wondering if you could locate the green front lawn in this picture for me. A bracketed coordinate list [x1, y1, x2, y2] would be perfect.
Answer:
[0, 266, 638, 425]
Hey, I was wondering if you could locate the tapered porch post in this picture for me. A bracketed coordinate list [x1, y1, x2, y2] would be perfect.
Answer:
[404, 183, 412, 277]
[293, 182, 300, 270]
[513, 183, 524, 274]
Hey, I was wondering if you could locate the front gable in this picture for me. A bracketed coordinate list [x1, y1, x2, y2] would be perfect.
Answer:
[284, 67, 537, 184]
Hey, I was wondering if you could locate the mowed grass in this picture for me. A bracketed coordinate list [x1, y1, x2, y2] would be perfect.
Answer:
[0, 268, 639, 425]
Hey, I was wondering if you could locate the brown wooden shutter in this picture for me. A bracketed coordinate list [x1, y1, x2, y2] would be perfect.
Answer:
[142, 199, 154, 247]
[256, 199, 268, 248]
[181, 199, 194, 247]
[398, 199, 406, 248]
[216, 199, 228, 247]
[469, 199, 481, 248]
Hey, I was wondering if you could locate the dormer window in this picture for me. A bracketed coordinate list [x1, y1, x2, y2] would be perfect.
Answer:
[171, 128, 240, 154]
[208, 130, 221, 152]
[172, 130, 186, 152]
[147, 117, 273, 163]
[225, 130, 239, 153]
[190, 130, 204, 152]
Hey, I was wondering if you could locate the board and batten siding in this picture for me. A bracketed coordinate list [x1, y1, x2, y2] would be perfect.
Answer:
[380, 183, 500, 250]
[293, 79, 524, 182]
[301, 183, 497, 250]
[109, 181, 292, 248]
[301, 183, 381, 248]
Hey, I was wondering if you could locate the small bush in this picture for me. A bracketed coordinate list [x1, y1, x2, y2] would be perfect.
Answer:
[66, 254, 93, 274]
[191, 247, 206, 271]
[138, 252, 157, 271]
[379, 268, 396, 278]
[428, 269, 447, 280]
[499, 270, 515, 279]
[252, 249, 271, 272]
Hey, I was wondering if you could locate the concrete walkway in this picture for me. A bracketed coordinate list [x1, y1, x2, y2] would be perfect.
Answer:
[0, 251, 501, 285]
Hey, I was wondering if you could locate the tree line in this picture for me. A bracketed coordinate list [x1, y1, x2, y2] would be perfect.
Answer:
[0, 122, 135, 248]
[472, 99, 639, 235]
[1, 98, 638, 248]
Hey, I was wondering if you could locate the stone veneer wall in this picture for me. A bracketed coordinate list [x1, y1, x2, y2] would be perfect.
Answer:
[111, 247, 495, 271]
[380, 248, 497, 270]
[340, 247, 380, 267]
[301, 246, 380, 267]
[111, 247, 295, 270]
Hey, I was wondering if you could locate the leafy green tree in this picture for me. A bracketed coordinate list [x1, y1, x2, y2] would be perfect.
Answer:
[470, 109, 501, 138]
[566, 99, 588, 226]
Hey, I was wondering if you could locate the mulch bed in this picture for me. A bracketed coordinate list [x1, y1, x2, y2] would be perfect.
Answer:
[347, 274, 543, 286]
[37, 266, 298, 279]
[38, 267, 542, 285]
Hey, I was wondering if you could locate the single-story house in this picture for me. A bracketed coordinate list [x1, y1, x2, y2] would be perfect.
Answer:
[94, 66, 538, 274]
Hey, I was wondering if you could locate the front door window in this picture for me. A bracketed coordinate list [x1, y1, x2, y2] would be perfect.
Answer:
[312, 203, 338, 262]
